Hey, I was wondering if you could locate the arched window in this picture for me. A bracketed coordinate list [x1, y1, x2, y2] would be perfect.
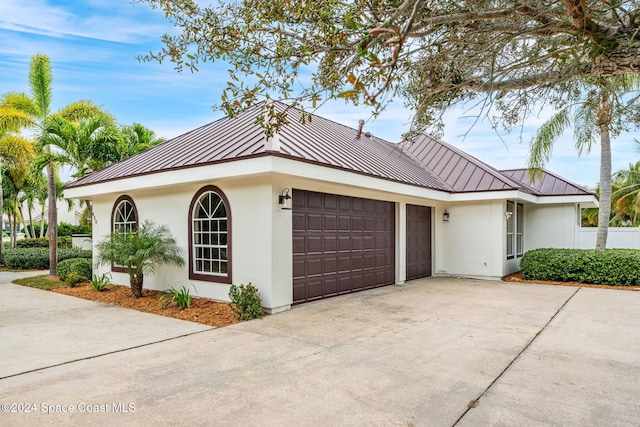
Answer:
[189, 186, 232, 283]
[112, 195, 138, 235]
[111, 195, 138, 272]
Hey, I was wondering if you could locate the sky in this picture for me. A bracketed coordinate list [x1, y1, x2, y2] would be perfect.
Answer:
[1, 0, 639, 189]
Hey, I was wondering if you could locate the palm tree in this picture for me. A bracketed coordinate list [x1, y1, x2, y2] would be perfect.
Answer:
[529, 76, 640, 249]
[0, 54, 108, 275]
[117, 123, 165, 160]
[0, 131, 34, 261]
[610, 161, 640, 226]
[95, 220, 185, 298]
[42, 116, 119, 178]
[39, 115, 119, 215]
[18, 165, 47, 238]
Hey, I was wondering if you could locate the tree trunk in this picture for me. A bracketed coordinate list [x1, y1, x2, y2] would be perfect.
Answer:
[7, 214, 11, 249]
[47, 163, 57, 276]
[18, 205, 29, 239]
[28, 207, 34, 238]
[39, 204, 45, 238]
[596, 123, 612, 249]
[130, 272, 144, 298]
[11, 213, 17, 249]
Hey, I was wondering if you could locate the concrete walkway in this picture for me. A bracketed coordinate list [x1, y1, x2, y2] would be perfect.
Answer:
[1, 276, 639, 426]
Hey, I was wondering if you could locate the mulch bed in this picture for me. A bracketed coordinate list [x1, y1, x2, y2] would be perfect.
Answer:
[52, 281, 240, 327]
[503, 271, 640, 292]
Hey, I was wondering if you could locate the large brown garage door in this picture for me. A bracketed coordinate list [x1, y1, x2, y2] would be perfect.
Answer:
[292, 190, 395, 304]
[406, 204, 432, 280]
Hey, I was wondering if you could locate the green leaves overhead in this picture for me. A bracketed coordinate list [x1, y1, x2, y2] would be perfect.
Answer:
[139, 0, 640, 137]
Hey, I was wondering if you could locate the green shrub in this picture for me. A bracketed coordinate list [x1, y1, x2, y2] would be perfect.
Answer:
[16, 236, 72, 248]
[4, 248, 91, 270]
[91, 273, 111, 292]
[65, 272, 87, 287]
[58, 222, 92, 237]
[229, 283, 263, 320]
[159, 285, 195, 309]
[57, 257, 93, 282]
[520, 248, 640, 286]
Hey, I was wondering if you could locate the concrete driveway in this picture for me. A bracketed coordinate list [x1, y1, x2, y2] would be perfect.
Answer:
[1, 276, 639, 426]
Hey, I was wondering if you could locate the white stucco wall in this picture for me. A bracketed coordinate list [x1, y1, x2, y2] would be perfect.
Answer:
[92, 177, 286, 310]
[435, 201, 504, 280]
[525, 203, 579, 250]
[75, 155, 593, 312]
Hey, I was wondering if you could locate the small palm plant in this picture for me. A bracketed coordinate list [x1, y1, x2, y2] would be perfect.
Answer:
[95, 220, 185, 298]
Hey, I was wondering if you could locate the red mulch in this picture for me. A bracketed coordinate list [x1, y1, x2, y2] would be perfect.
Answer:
[503, 271, 640, 291]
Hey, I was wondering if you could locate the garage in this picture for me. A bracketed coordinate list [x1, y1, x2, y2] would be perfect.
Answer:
[292, 190, 395, 304]
[406, 204, 432, 280]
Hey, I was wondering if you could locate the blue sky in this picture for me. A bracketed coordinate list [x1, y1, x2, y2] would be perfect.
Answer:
[1, 0, 638, 189]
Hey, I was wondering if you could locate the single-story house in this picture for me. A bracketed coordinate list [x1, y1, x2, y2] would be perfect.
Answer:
[64, 102, 597, 313]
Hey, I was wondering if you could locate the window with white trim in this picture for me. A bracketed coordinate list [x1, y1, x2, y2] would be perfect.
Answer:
[189, 186, 231, 283]
[111, 195, 138, 272]
[506, 201, 515, 259]
[113, 197, 137, 235]
[516, 203, 524, 257]
[506, 201, 524, 260]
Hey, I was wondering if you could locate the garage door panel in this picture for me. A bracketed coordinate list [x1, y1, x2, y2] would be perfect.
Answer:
[308, 214, 323, 230]
[406, 204, 432, 280]
[351, 217, 363, 230]
[323, 236, 337, 252]
[338, 216, 351, 230]
[292, 212, 306, 231]
[323, 257, 337, 272]
[338, 236, 351, 251]
[323, 278, 338, 296]
[293, 236, 305, 254]
[293, 259, 305, 278]
[293, 189, 395, 304]
[307, 236, 322, 253]
[338, 196, 351, 211]
[363, 236, 374, 250]
[307, 258, 323, 276]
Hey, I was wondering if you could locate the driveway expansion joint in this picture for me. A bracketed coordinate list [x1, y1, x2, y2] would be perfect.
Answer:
[451, 287, 582, 426]
[0, 327, 217, 381]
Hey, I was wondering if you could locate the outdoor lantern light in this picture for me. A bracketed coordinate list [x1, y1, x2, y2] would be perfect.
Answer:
[279, 188, 293, 210]
[443, 209, 450, 222]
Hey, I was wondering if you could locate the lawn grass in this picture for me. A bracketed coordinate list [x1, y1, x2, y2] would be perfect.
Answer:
[13, 275, 66, 291]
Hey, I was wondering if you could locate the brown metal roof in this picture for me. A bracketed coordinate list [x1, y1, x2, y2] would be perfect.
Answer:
[66, 102, 449, 191]
[500, 169, 594, 196]
[65, 101, 593, 199]
[401, 134, 526, 193]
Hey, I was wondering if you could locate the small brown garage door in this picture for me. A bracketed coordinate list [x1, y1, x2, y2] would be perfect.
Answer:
[406, 204, 432, 280]
[292, 190, 395, 304]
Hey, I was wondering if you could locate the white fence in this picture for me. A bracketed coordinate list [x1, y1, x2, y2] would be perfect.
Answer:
[575, 227, 640, 249]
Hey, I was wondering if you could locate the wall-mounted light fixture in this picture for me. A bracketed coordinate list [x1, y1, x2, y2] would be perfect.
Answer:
[279, 188, 293, 210]
[442, 209, 450, 222]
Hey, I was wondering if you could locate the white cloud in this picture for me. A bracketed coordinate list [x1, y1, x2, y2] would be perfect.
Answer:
[0, 0, 167, 44]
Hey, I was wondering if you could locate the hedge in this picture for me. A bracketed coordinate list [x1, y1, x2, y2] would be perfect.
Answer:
[4, 248, 92, 270]
[520, 248, 640, 286]
[16, 236, 72, 249]
[56, 258, 93, 282]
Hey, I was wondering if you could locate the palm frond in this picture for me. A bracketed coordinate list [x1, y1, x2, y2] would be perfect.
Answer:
[29, 54, 53, 120]
[0, 92, 39, 118]
[57, 100, 113, 123]
[0, 107, 36, 132]
[574, 101, 598, 155]
[528, 108, 571, 175]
